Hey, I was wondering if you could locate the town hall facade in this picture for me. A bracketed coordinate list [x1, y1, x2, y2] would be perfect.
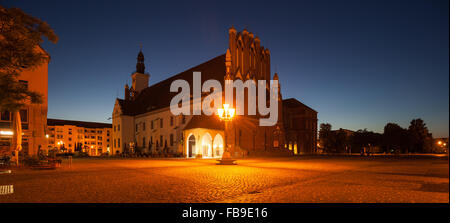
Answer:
[112, 27, 317, 158]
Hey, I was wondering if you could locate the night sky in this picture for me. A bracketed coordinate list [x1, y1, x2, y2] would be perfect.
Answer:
[3, 0, 449, 137]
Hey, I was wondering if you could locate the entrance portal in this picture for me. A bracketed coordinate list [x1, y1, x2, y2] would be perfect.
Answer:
[213, 134, 224, 158]
[201, 133, 212, 158]
[188, 135, 195, 158]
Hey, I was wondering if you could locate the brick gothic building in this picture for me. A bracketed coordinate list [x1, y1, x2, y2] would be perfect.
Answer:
[112, 27, 317, 157]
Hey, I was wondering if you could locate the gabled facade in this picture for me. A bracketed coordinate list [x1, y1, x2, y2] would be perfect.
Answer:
[112, 27, 317, 157]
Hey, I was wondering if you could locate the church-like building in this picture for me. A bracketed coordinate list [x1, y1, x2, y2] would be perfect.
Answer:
[112, 27, 317, 158]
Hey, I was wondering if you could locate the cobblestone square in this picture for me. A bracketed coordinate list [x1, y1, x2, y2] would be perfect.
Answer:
[0, 156, 448, 203]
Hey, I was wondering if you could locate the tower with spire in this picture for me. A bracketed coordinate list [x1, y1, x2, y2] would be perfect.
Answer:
[136, 50, 145, 74]
[125, 48, 150, 100]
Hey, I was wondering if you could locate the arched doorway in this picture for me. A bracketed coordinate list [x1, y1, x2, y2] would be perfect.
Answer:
[201, 133, 212, 158]
[213, 134, 224, 158]
[188, 134, 195, 158]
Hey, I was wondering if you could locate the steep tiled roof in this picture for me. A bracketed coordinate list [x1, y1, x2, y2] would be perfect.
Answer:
[282, 98, 317, 113]
[118, 54, 226, 116]
[47, 118, 112, 129]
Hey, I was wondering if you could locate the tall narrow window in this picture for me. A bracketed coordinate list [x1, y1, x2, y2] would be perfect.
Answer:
[160, 118, 163, 128]
[19, 109, 28, 122]
[170, 134, 174, 146]
[1, 111, 10, 121]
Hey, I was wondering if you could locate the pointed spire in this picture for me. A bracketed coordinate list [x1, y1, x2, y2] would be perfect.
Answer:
[229, 25, 237, 34]
[136, 47, 145, 74]
[273, 73, 279, 80]
[225, 49, 232, 76]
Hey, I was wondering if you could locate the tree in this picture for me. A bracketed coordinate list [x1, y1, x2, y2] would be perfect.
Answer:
[408, 119, 432, 153]
[382, 123, 409, 153]
[332, 129, 350, 153]
[0, 6, 58, 111]
[319, 123, 332, 152]
[350, 129, 381, 154]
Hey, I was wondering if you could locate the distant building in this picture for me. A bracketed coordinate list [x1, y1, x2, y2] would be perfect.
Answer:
[283, 98, 318, 154]
[0, 46, 49, 157]
[47, 119, 112, 156]
[331, 128, 354, 137]
[112, 27, 318, 157]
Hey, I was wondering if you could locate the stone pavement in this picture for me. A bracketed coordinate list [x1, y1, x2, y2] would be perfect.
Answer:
[0, 156, 448, 203]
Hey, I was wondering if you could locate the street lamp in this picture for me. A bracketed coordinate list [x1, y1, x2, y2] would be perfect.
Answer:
[57, 141, 65, 152]
[217, 103, 236, 165]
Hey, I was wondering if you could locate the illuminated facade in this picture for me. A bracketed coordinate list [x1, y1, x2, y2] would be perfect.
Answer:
[112, 27, 317, 157]
[0, 46, 49, 157]
[47, 119, 112, 156]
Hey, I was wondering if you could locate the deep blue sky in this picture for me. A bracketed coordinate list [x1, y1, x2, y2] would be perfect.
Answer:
[4, 0, 449, 137]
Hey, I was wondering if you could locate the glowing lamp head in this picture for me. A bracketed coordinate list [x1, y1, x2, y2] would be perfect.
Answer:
[217, 108, 224, 118]
[217, 104, 235, 121]
[228, 108, 235, 118]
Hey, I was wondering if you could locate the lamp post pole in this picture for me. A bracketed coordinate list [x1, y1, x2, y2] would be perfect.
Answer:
[224, 120, 228, 154]
[217, 104, 236, 165]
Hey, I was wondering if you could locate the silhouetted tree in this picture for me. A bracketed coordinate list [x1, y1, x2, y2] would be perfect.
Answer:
[350, 129, 381, 154]
[408, 119, 433, 153]
[0, 6, 58, 111]
[331, 129, 351, 153]
[319, 123, 332, 152]
[382, 123, 409, 153]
